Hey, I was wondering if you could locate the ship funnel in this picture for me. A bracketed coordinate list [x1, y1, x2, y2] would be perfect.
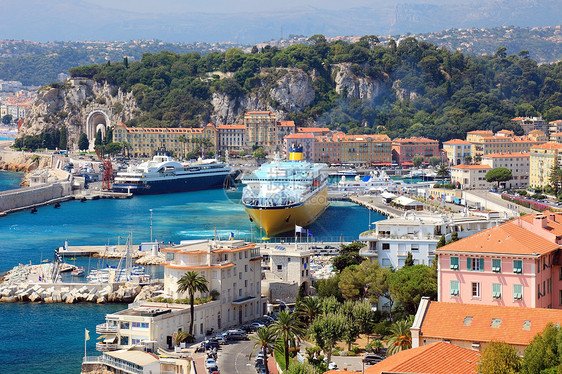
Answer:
[289, 145, 304, 161]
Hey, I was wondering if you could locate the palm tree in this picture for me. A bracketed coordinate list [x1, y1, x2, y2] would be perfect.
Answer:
[250, 326, 278, 374]
[173, 330, 192, 346]
[272, 311, 305, 371]
[295, 296, 320, 327]
[178, 135, 187, 159]
[176, 271, 209, 336]
[436, 164, 450, 185]
[386, 319, 412, 356]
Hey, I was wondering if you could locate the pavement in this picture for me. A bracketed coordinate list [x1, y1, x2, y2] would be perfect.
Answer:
[193, 338, 278, 374]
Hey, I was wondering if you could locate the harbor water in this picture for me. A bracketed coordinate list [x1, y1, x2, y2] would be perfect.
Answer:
[0, 171, 385, 373]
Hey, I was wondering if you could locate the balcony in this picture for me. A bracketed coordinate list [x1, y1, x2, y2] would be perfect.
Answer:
[96, 323, 118, 334]
[96, 342, 119, 352]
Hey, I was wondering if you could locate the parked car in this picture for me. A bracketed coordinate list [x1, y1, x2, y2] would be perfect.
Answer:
[208, 366, 219, 374]
[250, 322, 265, 329]
[364, 354, 385, 365]
[205, 358, 217, 369]
[226, 331, 248, 341]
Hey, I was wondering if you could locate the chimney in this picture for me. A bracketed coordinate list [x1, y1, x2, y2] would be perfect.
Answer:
[534, 214, 548, 229]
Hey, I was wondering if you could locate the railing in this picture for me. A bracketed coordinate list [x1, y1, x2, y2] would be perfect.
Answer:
[359, 232, 439, 240]
[96, 323, 118, 334]
[103, 356, 143, 374]
[96, 342, 119, 351]
[83, 356, 102, 364]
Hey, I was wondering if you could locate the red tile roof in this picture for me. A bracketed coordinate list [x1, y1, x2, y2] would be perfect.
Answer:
[511, 117, 525, 121]
[550, 120, 562, 124]
[467, 130, 494, 135]
[452, 165, 491, 170]
[418, 302, 562, 346]
[296, 127, 331, 133]
[392, 137, 439, 144]
[217, 124, 244, 130]
[436, 217, 560, 256]
[278, 121, 296, 127]
[365, 342, 479, 374]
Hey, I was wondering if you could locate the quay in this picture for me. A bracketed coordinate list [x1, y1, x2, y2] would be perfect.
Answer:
[348, 194, 400, 218]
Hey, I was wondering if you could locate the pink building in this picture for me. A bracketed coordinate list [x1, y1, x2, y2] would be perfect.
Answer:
[392, 137, 440, 166]
[437, 212, 562, 309]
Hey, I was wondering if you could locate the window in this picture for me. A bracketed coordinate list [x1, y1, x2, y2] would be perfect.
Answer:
[382, 243, 390, 250]
[411, 244, 419, 251]
[513, 260, 522, 274]
[471, 282, 481, 298]
[450, 280, 459, 296]
[492, 259, 501, 273]
[537, 260, 540, 274]
[492, 283, 502, 299]
[467, 258, 483, 272]
[277, 265, 282, 271]
[523, 321, 531, 330]
[245, 265, 248, 272]
[450, 257, 459, 270]
[513, 284, 523, 300]
[491, 318, 502, 328]
[120, 322, 130, 329]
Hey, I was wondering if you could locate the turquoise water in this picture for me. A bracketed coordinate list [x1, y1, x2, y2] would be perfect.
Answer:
[0, 173, 384, 373]
[0, 170, 23, 191]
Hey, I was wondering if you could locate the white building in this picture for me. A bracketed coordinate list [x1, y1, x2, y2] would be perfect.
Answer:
[443, 139, 472, 165]
[481, 152, 530, 189]
[359, 211, 507, 269]
[450, 164, 492, 189]
[95, 240, 265, 352]
[83, 350, 189, 374]
[261, 244, 312, 303]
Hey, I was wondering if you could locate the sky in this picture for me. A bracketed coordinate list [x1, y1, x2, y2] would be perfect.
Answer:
[83, 0, 411, 13]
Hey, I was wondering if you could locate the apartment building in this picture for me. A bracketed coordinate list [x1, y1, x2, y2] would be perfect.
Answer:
[314, 132, 392, 166]
[480, 152, 530, 189]
[442, 139, 472, 165]
[359, 212, 506, 269]
[549, 120, 562, 138]
[511, 116, 547, 135]
[113, 123, 218, 158]
[217, 124, 245, 154]
[283, 133, 316, 161]
[391, 137, 440, 166]
[467, 129, 546, 157]
[450, 164, 492, 189]
[436, 212, 562, 309]
[244, 111, 278, 151]
[529, 142, 562, 188]
[95, 240, 264, 352]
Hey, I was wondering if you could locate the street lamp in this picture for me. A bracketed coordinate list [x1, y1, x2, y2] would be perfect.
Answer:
[149, 209, 153, 242]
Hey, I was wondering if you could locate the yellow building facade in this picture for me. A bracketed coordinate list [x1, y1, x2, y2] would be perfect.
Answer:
[467, 130, 546, 157]
[113, 123, 218, 158]
[529, 143, 562, 188]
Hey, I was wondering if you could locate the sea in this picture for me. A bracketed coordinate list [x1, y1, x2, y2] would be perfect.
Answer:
[0, 171, 385, 373]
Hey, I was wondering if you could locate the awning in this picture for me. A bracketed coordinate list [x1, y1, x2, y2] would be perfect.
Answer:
[103, 335, 118, 343]
[232, 296, 257, 305]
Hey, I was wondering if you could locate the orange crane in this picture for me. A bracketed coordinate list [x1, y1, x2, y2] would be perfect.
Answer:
[95, 147, 114, 190]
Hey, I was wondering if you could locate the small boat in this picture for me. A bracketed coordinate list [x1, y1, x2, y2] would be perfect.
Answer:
[30, 207, 38, 213]
[71, 267, 85, 277]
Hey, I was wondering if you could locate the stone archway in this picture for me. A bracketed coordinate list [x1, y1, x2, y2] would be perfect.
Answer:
[85, 110, 111, 149]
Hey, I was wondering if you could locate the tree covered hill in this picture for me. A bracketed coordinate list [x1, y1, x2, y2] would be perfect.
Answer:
[65, 35, 562, 143]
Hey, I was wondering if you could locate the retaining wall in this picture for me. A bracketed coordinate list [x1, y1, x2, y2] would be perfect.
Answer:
[0, 181, 72, 212]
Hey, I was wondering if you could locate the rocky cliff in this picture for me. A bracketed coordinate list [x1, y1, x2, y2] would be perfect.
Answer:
[21, 65, 391, 138]
[19, 78, 139, 149]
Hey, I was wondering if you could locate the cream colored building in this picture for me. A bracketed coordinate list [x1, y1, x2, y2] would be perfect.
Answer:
[244, 111, 279, 151]
[466, 129, 546, 157]
[443, 139, 472, 165]
[95, 240, 265, 352]
[217, 124, 245, 154]
[451, 164, 492, 189]
[113, 123, 218, 159]
[261, 245, 312, 303]
[529, 142, 562, 188]
[481, 152, 530, 189]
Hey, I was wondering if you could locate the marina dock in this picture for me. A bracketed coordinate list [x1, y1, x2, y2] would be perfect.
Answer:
[348, 195, 400, 218]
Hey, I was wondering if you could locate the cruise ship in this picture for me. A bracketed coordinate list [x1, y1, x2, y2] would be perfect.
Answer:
[112, 153, 231, 194]
[241, 146, 329, 236]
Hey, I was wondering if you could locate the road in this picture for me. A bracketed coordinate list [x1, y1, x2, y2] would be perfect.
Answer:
[217, 339, 256, 374]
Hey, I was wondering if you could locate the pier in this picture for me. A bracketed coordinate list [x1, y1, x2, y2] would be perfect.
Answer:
[347, 195, 399, 218]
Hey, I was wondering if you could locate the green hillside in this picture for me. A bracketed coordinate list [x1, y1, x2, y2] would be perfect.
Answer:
[67, 35, 562, 143]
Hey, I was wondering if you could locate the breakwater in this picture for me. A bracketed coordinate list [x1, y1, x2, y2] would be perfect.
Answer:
[0, 264, 164, 304]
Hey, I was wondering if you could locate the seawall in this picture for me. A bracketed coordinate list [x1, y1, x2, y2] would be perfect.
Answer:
[0, 181, 73, 214]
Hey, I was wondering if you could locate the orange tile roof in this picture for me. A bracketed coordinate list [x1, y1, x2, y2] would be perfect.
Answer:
[519, 212, 562, 236]
[452, 165, 491, 170]
[278, 121, 295, 127]
[392, 137, 438, 144]
[217, 125, 245, 130]
[550, 120, 562, 124]
[551, 132, 562, 137]
[365, 342, 479, 374]
[467, 130, 494, 135]
[245, 111, 274, 115]
[284, 133, 315, 139]
[443, 139, 471, 145]
[436, 217, 560, 256]
[482, 152, 530, 158]
[511, 117, 525, 121]
[532, 143, 562, 150]
[296, 127, 331, 133]
[418, 302, 562, 346]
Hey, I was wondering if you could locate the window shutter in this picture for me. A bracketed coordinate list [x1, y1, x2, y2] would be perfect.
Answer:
[480, 258, 484, 272]
[467, 258, 472, 271]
